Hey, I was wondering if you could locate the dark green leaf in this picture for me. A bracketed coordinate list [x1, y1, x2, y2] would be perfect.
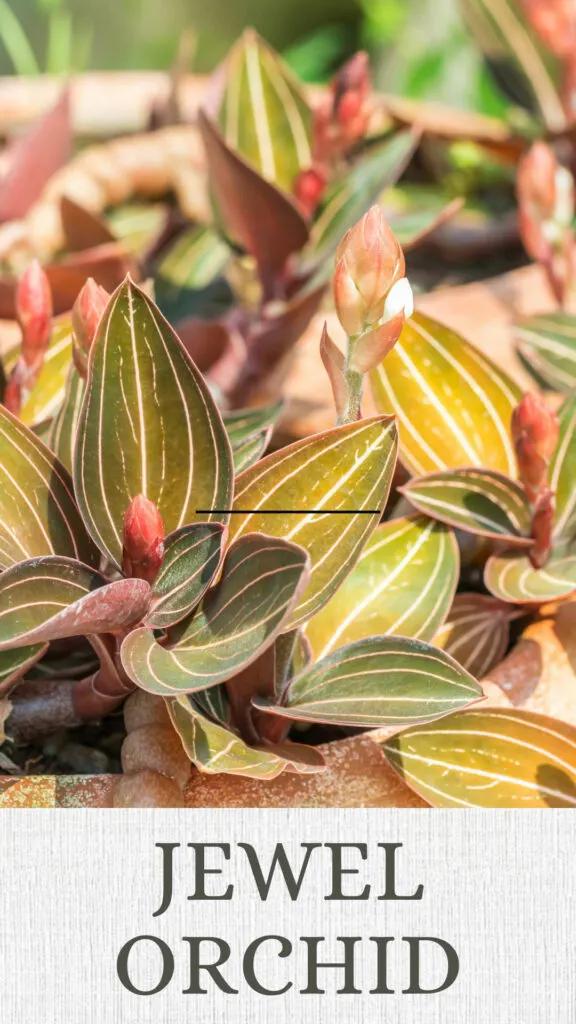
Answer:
[146, 522, 226, 629]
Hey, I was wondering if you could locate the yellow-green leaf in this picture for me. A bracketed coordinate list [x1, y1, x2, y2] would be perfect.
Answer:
[219, 29, 313, 193]
[146, 523, 226, 629]
[0, 405, 98, 569]
[229, 416, 398, 628]
[549, 393, 576, 543]
[5, 317, 73, 430]
[370, 312, 522, 476]
[401, 468, 532, 544]
[484, 545, 576, 603]
[49, 364, 85, 473]
[515, 313, 576, 394]
[168, 695, 325, 778]
[73, 278, 233, 568]
[304, 515, 458, 660]
[383, 708, 576, 807]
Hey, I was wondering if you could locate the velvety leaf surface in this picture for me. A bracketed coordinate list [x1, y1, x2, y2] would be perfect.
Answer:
[168, 695, 325, 778]
[199, 111, 309, 273]
[460, 0, 566, 132]
[304, 515, 458, 660]
[193, 685, 233, 727]
[229, 416, 398, 628]
[74, 278, 233, 568]
[303, 130, 418, 267]
[484, 545, 576, 603]
[401, 468, 532, 544]
[370, 312, 522, 476]
[230, 428, 272, 474]
[121, 534, 310, 695]
[549, 394, 576, 543]
[433, 592, 520, 678]
[0, 643, 47, 694]
[49, 366, 85, 473]
[515, 313, 576, 394]
[146, 522, 226, 629]
[0, 405, 98, 569]
[256, 635, 481, 728]
[218, 30, 313, 193]
[0, 556, 150, 648]
[383, 708, 576, 807]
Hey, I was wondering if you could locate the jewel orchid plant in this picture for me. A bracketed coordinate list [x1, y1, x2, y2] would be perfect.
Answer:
[0, 252, 481, 783]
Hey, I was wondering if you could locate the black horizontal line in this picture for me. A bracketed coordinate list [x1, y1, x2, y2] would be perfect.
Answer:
[196, 509, 381, 514]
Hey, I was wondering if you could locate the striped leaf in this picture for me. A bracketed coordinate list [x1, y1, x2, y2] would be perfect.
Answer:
[550, 394, 576, 543]
[401, 469, 532, 545]
[459, 0, 566, 132]
[0, 556, 151, 649]
[0, 644, 47, 694]
[168, 695, 325, 778]
[155, 225, 232, 324]
[370, 312, 522, 476]
[193, 685, 233, 728]
[0, 405, 98, 569]
[303, 130, 418, 268]
[73, 278, 233, 569]
[230, 428, 272, 474]
[383, 708, 576, 807]
[386, 191, 464, 250]
[219, 30, 313, 194]
[49, 365, 85, 473]
[146, 522, 226, 629]
[229, 416, 398, 628]
[484, 544, 576, 603]
[120, 533, 310, 695]
[304, 515, 458, 661]
[515, 313, 576, 394]
[433, 592, 520, 677]
[255, 635, 482, 728]
[200, 111, 309, 275]
[223, 401, 284, 447]
[3, 317, 73, 430]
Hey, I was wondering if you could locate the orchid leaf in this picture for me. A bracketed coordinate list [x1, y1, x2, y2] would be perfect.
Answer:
[218, 29, 313, 194]
[193, 685, 233, 728]
[484, 544, 576, 603]
[515, 313, 576, 394]
[229, 416, 398, 628]
[155, 225, 232, 323]
[0, 89, 71, 222]
[433, 593, 520, 678]
[0, 405, 98, 569]
[303, 130, 418, 268]
[199, 111, 309, 274]
[49, 365, 85, 474]
[230, 428, 273, 474]
[0, 556, 151, 649]
[255, 635, 482, 728]
[385, 190, 464, 249]
[401, 469, 532, 545]
[146, 522, 226, 629]
[27, 646, 99, 681]
[370, 312, 522, 476]
[223, 401, 284, 446]
[549, 394, 576, 543]
[5, 317, 73, 430]
[60, 196, 117, 253]
[0, 644, 47, 694]
[121, 533, 310, 695]
[384, 708, 576, 807]
[304, 515, 458, 661]
[168, 695, 325, 778]
[459, 0, 566, 133]
[73, 277, 233, 568]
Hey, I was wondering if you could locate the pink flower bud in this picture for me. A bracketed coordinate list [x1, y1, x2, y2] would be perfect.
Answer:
[72, 278, 110, 361]
[511, 393, 560, 502]
[122, 495, 165, 584]
[15, 259, 52, 371]
[520, 0, 576, 59]
[293, 166, 326, 218]
[517, 142, 575, 302]
[314, 51, 371, 162]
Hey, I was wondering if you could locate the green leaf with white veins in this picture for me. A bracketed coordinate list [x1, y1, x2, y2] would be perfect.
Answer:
[120, 533, 310, 695]
[549, 394, 576, 543]
[229, 416, 398, 628]
[73, 278, 233, 568]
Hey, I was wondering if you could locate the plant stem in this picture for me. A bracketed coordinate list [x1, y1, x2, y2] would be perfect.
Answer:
[337, 340, 364, 426]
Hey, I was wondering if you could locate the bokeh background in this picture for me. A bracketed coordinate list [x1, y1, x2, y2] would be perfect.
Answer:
[1, 0, 506, 115]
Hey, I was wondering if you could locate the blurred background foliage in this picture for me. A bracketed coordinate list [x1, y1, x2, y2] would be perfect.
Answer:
[0, 0, 507, 116]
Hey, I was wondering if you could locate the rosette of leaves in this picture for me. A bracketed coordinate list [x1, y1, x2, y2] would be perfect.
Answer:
[0, 276, 481, 779]
[370, 310, 576, 605]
